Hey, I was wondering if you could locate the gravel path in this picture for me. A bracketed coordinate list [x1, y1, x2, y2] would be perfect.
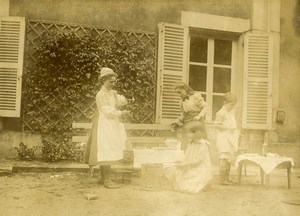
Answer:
[0, 167, 299, 216]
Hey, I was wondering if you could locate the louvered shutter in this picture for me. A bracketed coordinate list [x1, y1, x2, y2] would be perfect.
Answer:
[156, 23, 188, 124]
[0, 17, 25, 117]
[242, 33, 273, 129]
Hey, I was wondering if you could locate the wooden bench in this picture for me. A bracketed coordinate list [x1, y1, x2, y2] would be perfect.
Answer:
[72, 123, 175, 149]
[72, 122, 176, 177]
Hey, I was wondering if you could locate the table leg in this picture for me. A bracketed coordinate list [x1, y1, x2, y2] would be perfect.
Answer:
[287, 165, 292, 189]
[238, 164, 242, 185]
[244, 164, 247, 176]
[265, 174, 270, 189]
[260, 168, 265, 185]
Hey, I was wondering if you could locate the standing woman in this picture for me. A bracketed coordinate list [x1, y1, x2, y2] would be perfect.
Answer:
[85, 67, 130, 189]
[172, 82, 209, 151]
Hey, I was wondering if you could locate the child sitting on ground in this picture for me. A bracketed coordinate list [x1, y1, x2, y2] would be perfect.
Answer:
[165, 121, 212, 193]
[214, 92, 239, 185]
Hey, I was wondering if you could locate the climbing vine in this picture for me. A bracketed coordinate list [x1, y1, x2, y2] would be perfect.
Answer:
[23, 30, 154, 161]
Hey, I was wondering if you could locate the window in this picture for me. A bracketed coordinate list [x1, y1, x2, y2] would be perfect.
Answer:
[157, 22, 273, 129]
[188, 36, 237, 121]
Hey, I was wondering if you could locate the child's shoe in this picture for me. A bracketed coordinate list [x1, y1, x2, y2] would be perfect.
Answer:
[225, 178, 236, 185]
[202, 184, 213, 192]
[220, 179, 235, 185]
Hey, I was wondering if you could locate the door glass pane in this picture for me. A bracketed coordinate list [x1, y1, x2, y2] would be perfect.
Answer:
[212, 95, 224, 120]
[214, 39, 232, 65]
[190, 37, 208, 63]
[189, 65, 206, 91]
[213, 67, 231, 93]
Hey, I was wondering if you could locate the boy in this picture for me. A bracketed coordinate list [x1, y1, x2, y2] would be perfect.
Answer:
[215, 93, 239, 185]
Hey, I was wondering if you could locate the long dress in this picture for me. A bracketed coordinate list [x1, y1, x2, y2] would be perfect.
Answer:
[85, 86, 127, 165]
[215, 106, 239, 161]
[165, 138, 212, 193]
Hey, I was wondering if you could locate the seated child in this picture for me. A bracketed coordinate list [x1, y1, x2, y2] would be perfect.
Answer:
[165, 121, 212, 193]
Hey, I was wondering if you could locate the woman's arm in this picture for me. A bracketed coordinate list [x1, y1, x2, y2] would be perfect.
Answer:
[193, 93, 209, 120]
[113, 91, 128, 107]
[96, 92, 125, 118]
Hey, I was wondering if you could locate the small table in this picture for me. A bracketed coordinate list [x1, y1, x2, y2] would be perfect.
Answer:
[235, 154, 294, 189]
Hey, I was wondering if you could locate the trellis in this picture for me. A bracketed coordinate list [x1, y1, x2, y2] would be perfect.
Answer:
[22, 19, 158, 138]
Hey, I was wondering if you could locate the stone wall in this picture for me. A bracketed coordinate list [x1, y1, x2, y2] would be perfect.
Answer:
[0, 131, 42, 158]
[1, 0, 299, 165]
[9, 0, 251, 32]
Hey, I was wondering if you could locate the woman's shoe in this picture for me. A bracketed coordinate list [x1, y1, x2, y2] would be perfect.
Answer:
[97, 168, 104, 184]
[97, 178, 104, 185]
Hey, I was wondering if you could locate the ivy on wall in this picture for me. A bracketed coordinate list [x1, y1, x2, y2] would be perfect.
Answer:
[23, 30, 154, 161]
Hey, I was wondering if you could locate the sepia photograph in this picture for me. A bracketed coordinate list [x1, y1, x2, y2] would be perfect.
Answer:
[0, 0, 299, 215]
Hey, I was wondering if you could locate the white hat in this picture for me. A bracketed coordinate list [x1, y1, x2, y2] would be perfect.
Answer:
[99, 67, 117, 79]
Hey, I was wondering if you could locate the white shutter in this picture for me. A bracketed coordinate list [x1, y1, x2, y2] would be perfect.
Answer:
[0, 17, 25, 117]
[242, 33, 272, 129]
[156, 22, 188, 124]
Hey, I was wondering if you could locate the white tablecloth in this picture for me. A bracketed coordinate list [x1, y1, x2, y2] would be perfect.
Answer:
[132, 149, 184, 168]
[235, 153, 294, 175]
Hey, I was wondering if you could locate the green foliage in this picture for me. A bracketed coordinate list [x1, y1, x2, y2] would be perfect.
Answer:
[24, 30, 154, 161]
[15, 142, 38, 161]
[41, 140, 81, 162]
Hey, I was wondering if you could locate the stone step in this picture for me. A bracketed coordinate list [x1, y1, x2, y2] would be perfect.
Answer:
[0, 165, 13, 176]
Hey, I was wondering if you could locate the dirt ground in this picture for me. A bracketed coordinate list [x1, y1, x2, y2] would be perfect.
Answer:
[0, 166, 300, 216]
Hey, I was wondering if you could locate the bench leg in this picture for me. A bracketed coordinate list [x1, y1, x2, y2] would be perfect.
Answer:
[89, 165, 95, 178]
[287, 166, 292, 189]
[237, 164, 242, 185]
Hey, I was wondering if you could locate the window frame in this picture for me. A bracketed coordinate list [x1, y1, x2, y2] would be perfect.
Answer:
[186, 33, 238, 121]
[180, 12, 250, 124]
[157, 14, 273, 129]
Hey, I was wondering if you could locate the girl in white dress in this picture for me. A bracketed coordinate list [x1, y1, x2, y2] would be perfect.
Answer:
[165, 121, 212, 193]
[85, 67, 129, 189]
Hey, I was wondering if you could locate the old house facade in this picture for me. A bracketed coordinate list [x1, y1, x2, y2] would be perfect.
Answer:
[0, 0, 299, 164]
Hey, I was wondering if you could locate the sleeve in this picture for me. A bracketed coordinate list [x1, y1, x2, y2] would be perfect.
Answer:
[115, 93, 128, 107]
[96, 92, 122, 118]
[215, 110, 225, 123]
[193, 93, 207, 109]
[193, 93, 209, 119]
